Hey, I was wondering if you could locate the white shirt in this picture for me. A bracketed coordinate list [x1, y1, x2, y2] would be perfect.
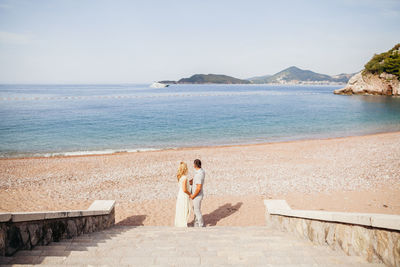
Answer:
[193, 168, 205, 196]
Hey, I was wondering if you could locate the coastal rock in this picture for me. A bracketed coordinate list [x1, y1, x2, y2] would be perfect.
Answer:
[334, 72, 400, 96]
[334, 44, 400, 96]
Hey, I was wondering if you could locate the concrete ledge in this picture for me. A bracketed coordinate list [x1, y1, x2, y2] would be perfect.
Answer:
[264, 199, 400, 231]
[0, 213, 11, 222]
[263, 199, 290, 211]
[12, 212, 47, 222]
[88, 200, 116, 214]
[66, 211, 84, 217]
[3, 200, 116, 223]
[371, 214, 400, 230]
[44, 211, 68, 220]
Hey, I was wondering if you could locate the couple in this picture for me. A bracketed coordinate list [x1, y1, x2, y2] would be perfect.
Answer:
[174, 159, 205, 227]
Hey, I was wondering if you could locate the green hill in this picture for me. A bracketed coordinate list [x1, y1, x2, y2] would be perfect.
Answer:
[247, 74, 271, 83]
[249, 66, 353, 84]
[158, 67, 355, 85]
[160, 74, 250, 84]
[268, 66, 332, 82]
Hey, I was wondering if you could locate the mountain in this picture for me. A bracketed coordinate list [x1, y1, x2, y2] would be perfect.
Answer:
[158, 67, 355, 86]
[160, 74, 251, 84]
[330, 73, 355, 83]
[334, 43, 400, 96]
[248, 66, 354, 84]
[247, 74, 271, 83]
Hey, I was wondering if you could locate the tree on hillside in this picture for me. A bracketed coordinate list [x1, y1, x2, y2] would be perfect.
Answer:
[364, 44, 400, 79]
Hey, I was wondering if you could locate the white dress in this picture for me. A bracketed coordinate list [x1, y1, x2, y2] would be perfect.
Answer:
[174, 175, 191, 227]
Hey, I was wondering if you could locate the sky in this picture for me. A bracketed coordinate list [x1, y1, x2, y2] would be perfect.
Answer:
[0, 0, 399, 83]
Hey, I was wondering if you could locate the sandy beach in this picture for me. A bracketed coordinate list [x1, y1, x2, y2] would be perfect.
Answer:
[1, 132, 399, 226]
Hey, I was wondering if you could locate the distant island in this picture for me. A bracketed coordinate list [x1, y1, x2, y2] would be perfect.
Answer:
[248, 66, 354, 85]
[159, 74, 250, 85]
[159, 67, 354, 85]
[334, 43, 399, 96]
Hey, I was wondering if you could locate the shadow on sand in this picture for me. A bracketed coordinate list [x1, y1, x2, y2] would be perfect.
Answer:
[189, 202, 243, 227]
[116, 214, 147, 226]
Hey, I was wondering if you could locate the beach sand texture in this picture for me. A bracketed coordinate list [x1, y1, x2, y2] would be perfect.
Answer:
[1, 132, 399, 226]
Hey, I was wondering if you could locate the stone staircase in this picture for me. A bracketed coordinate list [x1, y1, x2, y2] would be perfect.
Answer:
[0, 226, 383, 266]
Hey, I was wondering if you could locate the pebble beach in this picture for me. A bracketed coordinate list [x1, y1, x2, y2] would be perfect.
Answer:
[1, 132, 399, 226]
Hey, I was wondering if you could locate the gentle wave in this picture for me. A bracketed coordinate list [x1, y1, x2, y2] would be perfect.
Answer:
[52, 148, 163, 156]
[0, 91, 321, 101]
[0, 148, 166, 158]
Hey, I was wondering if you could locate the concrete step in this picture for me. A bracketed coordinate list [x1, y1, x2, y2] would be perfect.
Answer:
[0, 226, 383, 266]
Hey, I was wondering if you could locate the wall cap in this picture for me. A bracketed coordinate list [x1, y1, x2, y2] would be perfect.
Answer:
[0, 200, 116, 223]
[88, 200, 115, 214]
[0, 213, 12, 222]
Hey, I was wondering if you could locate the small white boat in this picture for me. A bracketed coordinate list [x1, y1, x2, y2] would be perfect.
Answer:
[150, 82, 169, 88]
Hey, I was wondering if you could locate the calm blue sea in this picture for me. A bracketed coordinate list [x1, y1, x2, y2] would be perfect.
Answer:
[1, 84, 400, 158]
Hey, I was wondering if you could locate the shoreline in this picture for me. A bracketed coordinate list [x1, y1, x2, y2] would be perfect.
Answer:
[2, 130, 400, 161]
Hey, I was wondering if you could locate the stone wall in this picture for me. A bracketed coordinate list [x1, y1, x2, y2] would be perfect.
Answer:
[265, 200, 400, 267]
[0, 200, 115, 256]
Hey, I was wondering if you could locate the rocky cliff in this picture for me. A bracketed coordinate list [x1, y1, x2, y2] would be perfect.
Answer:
[334, 71, 400, 96]
[334, 44, 400, 96]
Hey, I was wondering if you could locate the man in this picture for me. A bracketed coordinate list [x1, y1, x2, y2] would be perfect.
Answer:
[190, 159, 205, 227]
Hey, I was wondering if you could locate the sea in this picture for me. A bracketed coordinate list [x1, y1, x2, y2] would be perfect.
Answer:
[1, 83, 400, 158]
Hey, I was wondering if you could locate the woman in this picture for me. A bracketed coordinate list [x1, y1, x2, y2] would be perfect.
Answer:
[174, 161, 191, 227]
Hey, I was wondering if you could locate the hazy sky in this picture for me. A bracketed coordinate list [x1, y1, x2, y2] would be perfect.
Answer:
[0, 0, 399, 83]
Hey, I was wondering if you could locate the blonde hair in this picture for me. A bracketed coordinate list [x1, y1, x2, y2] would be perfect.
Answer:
[177, 161, 188, 181]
